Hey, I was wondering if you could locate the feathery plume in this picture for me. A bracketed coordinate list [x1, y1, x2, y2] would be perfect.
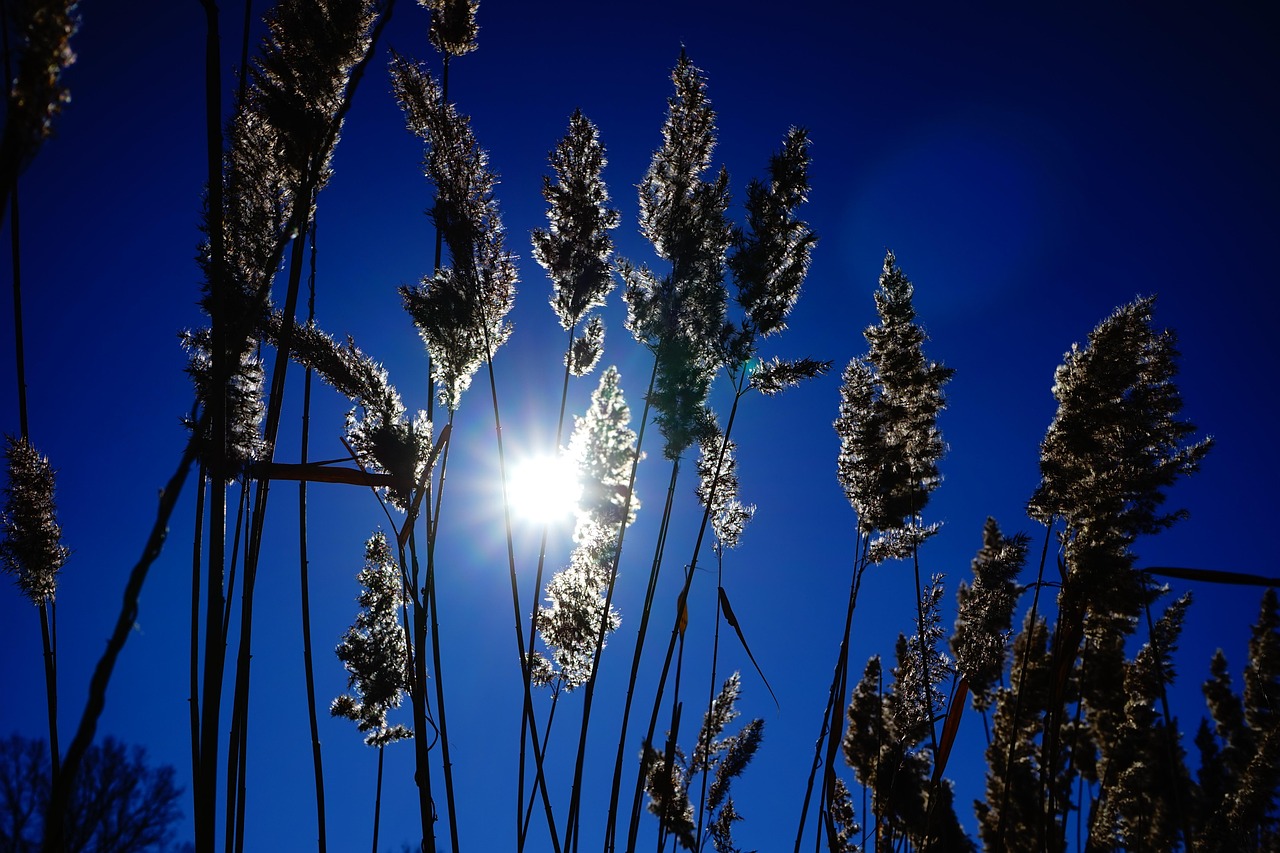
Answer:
[835, 251, 953, 547]
[332, 532, 413, 746]
[391, 51, 517, 411]
[694, 426, 754, 551]
[1, 435, 68, 603]
[951, 518, 1029, 710]
[421, 0, 478, 57]
[728, 126, 817, 340]
[622, 51, 731, 460]
[1028, 296, 1212, 616]
[536, 367, 641, 688]
[0, 0, 78, 201]
[532, 110, 619, 343]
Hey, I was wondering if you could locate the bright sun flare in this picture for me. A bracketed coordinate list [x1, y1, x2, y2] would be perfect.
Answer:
[508, 453, 583, 524]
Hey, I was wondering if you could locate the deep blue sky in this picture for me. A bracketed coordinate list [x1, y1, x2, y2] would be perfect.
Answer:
[2, 1, 1278, 850]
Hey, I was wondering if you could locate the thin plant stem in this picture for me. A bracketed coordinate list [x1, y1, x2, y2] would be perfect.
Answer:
[626, 383, 748, 853]
[424, 519, 460, 852]
[402, 528, 437, 853]
[372, 745, 385, 853]
[8, 183, 26, 439]
[522, 687, 561, 841]
[478, 333, 562, 853]
[221, 480, 247, 650]
[195, 2, 227, 847]
[189, 466, 206, 798]
[693, 546, 727, 847]
[3, 1, 59, 797]
[1142, 583, 1196, 851]
[600, 452, 677, 853]
[298, 217, 327, 852]
[911, 533, 940, 756]
[795, 532, 865, 852]
[994, 524, 1053, 850]
[42, 431, 200, 853]
[36, 599, 58, 783]
[3, 5, 29, 440]
[517, 326, 575, 851]
[573, 358, 658, 853]
[226, 203, 318, 852]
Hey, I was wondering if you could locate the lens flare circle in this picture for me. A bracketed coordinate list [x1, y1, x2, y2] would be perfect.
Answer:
[507, 452, 582, 524]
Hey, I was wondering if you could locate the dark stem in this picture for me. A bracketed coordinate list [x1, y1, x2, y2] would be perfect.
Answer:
[37, 599, 58, 785]
[795, 532, 865, 852]
[693, 548, 726, 847]
[910, 533, 940, 755]
[396, 415, 452, 853]
[994, 524, 1053, 850]
[581, 357, 657, 853]
[372, 745, 385, 853]
[226, 196, 317, 852]
[196, 1, 227, 847]
[517, 326, 575, 851]
[402, 532, 437, 853]
[42, 433, 199, 853]
[617, 461, 682, 852]
[425, 518, 460, 852]
[298, 216, 327, 852]
[221, 481, 248, 650]
[522, 688, 561, 841]
[626, 384, 747, 853]
[1142, 585, 1195, 852]
[189, 466, 206, 804]
[8, 182, 26, 438]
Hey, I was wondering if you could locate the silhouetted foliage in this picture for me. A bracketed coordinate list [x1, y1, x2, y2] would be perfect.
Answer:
[0, 734, 187, 853]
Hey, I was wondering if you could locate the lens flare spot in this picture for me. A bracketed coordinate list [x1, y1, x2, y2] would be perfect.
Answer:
[507, 453, 582, 524]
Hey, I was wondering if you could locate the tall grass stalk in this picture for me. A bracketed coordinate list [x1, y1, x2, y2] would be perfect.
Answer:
[623, 385, 746, 853]
[992, 526, 1051, 850]
[189, 466, 205, 803]
[6, 117, 62, 798]
[397, 530, 438, 853]
[692, 547, 728, 844]
[596, 446, 676, 852]
[521, 105, 622, 825]
[571, 359, 657, 853]
[2, 0, 74, 804]
[43, 430, 201, 853]
[297, 217, 328, 851]
[517, 338, 573, 849]
[792, 532, 866, 851]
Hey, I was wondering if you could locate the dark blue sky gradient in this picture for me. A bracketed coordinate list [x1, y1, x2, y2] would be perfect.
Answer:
[2, 2, 1277, 850]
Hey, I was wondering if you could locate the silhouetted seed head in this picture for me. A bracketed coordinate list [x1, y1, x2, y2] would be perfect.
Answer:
[1, 436, 69, 604]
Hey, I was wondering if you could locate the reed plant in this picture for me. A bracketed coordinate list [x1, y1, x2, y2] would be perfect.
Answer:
[7, 4, 1279, 853]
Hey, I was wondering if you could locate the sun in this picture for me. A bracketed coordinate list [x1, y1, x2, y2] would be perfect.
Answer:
[507, 452, 583, 525]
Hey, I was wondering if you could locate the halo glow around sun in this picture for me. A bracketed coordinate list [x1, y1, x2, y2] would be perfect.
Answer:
[507, 452, 583, 524]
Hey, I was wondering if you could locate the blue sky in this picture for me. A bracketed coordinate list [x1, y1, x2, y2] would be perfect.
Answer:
[2, 1, 1278, 850]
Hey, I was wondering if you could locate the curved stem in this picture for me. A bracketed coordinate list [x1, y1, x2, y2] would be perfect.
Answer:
[994, 524, 1053, 850]
[600, 451, 676, 853]
[575, 358, 658, 853]
[795, 532, 865, 852]
[195, 2, 226, 847]
[42, 433, 199, 853]
[625, 383, 747, 853]
[372, 745, 385, 853]
[9, 180, 27, 438]
[910, 533, 939, 755]
[518, 327, 575, 850]
[190, 466, 206, 803]
[403, 530, 437, 853]
[693, 547, 727, 847]
[298, 217, 327, 852]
